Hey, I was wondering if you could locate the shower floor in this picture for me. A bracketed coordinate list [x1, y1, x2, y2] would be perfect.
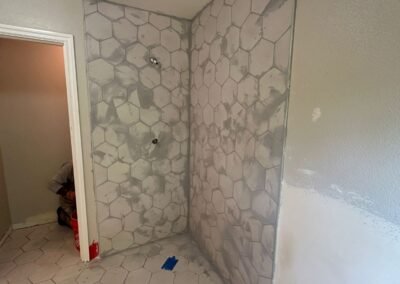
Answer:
[0, 223, 223, 284]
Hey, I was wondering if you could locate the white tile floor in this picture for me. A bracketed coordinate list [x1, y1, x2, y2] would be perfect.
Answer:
[0, 223, 224, 284]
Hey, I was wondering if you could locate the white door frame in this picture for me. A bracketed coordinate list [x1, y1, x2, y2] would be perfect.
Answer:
[0, 23, 90, 262]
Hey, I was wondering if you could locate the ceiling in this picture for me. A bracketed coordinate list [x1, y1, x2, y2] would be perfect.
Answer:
[107, 0, 212, 19]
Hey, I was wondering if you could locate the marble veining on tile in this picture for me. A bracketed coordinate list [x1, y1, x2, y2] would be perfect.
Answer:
[83, 0, 295, 281]
[83, 0, 191, 255]
[189, 0, 295, 283]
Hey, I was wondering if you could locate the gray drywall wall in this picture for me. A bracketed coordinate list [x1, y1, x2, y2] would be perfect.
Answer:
[275, 0, 400, 282]
[0, 147, 11, 240]
[189, 0, 295, 283]
[83, 0, 191, 255]
[0, 0, 98, 242]
[283, 0, 400, 228]
[0, 38, 71, 227]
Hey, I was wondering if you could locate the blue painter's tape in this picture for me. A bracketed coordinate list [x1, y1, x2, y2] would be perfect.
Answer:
[161, 256, 179, 271]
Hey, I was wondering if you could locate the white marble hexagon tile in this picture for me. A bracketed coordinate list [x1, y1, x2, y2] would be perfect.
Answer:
[83, 0, 191, 256]
[189, 0, 295, 283]
[0, 223, 225, 284]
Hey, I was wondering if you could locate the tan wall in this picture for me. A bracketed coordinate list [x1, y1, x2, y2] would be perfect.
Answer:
[0, 38, 71, 226]
[275, 0, 400, 282]
[0, 147, 11, 239]
[0, 0, 97, 241]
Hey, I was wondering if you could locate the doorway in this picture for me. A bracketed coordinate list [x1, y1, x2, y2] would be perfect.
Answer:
[0, 24, 89, 261]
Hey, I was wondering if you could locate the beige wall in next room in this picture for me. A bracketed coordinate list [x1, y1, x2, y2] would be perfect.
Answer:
[0, 0, 98, 243]
[0, 38, 72, 227]
[0, 147, 11, 240]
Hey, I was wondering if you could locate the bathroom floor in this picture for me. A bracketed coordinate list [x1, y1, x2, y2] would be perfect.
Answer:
[0, 223, 223, 284]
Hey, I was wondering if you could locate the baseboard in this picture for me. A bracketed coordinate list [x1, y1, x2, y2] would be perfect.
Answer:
[0, 226, 12, 247]
[12, 211, 57, 230]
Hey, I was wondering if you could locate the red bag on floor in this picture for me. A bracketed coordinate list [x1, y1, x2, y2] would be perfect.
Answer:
[71, 211, 80, 251]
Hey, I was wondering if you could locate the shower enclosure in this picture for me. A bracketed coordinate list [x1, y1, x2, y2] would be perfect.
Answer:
[84, 0, 295, 282]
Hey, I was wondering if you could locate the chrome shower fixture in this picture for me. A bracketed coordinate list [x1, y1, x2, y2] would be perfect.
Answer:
[149, 57, 161, 67]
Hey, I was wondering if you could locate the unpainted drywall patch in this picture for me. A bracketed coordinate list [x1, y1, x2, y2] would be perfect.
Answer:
[297, 168, 316, 176]
[329, 183, 343, 194]
[289, 168, 376, 217]
[311, 107, 321, 122]
[275, 183, 400, 284]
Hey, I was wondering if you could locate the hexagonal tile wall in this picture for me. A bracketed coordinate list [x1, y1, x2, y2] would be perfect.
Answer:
[84, 0, 190, 256]
[189, 0, 295, 283]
